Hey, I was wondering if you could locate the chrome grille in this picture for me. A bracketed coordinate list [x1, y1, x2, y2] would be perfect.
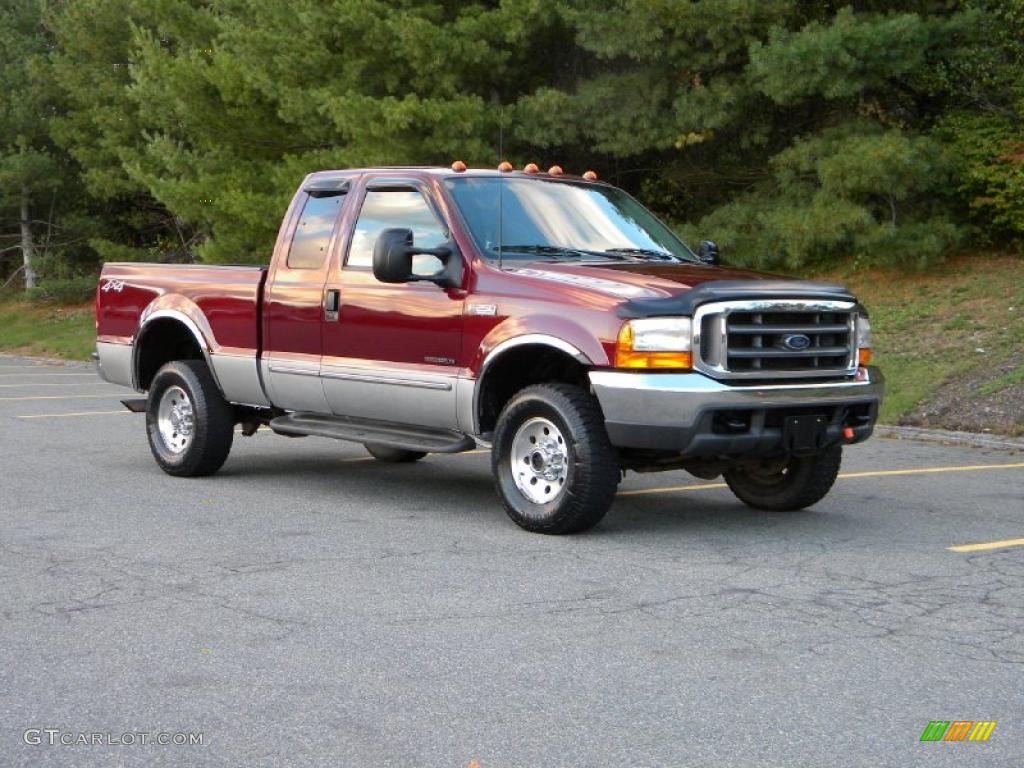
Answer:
[694, 300, 857, 380]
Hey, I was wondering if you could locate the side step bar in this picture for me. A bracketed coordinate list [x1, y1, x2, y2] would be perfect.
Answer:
[269, 413, 476, 454]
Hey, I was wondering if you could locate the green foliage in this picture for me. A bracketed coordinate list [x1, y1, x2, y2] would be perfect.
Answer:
[24, 275, 96, 304]
[695, 126, 962, 270]
[0, 0, 1017, 282]
[938, 112, 1024, 248]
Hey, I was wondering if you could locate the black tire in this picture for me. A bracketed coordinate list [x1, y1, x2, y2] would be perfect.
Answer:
[146, 360, 234, 477]
[723, 446, 842, 512]
[364, 443, 427, 463]
[492, 383, 619, 534]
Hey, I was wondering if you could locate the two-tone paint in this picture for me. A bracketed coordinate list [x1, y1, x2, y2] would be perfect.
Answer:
[95, 167, 870, 441]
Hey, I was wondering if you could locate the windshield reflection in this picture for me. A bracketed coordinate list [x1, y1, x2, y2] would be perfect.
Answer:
[444, 177, 696, 263]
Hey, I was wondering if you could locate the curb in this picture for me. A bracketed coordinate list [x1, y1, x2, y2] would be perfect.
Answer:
[876, 425, 1024, 452]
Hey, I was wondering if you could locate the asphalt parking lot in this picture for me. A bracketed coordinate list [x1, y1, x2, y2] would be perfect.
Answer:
[1, 355, 1022, 767]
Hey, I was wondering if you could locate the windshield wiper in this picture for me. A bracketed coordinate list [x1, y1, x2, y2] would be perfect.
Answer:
[604, 247, 680, 262]
[494, 245, 628, 262]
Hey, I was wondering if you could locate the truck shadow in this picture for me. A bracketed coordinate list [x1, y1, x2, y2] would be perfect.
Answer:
[215, 449, 853, 537]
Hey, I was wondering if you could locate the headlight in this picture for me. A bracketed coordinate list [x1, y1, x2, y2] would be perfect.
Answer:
[856, 315, 872, 365]
[615, 317, 692, 369]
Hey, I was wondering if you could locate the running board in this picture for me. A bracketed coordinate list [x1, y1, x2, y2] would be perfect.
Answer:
[121, 398, 148, 413]
[268, 413, 476, 454]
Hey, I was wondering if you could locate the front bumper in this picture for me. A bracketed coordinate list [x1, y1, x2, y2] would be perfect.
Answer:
[589, 366, 884, 457]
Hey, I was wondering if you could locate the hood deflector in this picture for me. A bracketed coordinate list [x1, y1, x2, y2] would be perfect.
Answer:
[616, 279, 858, 318]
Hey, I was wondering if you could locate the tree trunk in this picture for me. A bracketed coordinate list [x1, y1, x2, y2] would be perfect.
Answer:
[20, 186, 36, 290]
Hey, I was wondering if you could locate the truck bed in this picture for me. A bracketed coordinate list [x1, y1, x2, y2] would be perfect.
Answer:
[96, 262, 267, 350]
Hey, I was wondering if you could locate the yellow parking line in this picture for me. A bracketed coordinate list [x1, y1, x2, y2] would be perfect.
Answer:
[0, 394, 120, 401]
[0, 372, 95, 378]
[17, 410, 131, 419]
[617, 462, 1024, 497]
[839, 463, 1024, 479]
[0, 382, 108, 388]
[948, 538, 1024, 553]
[618, 481, 726, 496]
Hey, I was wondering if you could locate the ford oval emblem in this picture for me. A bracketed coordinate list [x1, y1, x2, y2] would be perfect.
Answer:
[782, 333, 812, 351]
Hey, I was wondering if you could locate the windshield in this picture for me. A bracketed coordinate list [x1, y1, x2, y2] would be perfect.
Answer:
[443, 177, 697, 263]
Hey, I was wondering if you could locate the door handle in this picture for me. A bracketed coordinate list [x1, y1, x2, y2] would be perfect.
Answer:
[324, 289, 340, 321]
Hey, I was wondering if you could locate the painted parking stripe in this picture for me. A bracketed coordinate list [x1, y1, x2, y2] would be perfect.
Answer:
[0, 393, 123, 401]
[947, 538, 1024, 553]
[0, 382, 110, 388]
[16, 410, 132, 419]
[0, 372, 96, 378]
[839, 463, 1024, 478]
[618, 462, 1024, 497]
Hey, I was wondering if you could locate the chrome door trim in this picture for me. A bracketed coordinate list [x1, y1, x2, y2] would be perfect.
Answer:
[264, 355, 329, 412]
[267, 364, 320, 377]
[320, 370, 452, 390]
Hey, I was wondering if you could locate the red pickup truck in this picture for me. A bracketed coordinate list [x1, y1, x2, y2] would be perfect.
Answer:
[95, 164, 883, 534]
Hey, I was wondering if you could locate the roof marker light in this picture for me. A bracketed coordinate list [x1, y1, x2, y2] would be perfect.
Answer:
[498, 161, 513, 172]
[451, 160, 467, 172]
[583, 170, 598, 181]
[548, 165, 564, 176]
[523, 163, 539, 174]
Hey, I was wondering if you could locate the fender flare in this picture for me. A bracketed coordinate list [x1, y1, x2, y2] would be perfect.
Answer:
[133, 305, 220, 391]
[470, 333, 594, 435]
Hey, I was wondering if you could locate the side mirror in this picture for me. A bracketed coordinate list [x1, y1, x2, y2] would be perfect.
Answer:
[373, 228, 459, 287]
[698, 239, 720, 266]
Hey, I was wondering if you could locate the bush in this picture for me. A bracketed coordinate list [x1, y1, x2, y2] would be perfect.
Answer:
[937, 113, 1024, 251]
[24, 275, 97, 305]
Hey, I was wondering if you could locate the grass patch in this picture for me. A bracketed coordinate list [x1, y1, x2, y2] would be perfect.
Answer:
[820, 252, 1024, 422]
[0, 301, 95, 360]
[977, 363, 1024, 397]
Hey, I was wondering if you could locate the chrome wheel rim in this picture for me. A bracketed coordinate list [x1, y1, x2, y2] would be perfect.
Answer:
[156, 385, 194, 455]
[510, 416, 569, 504]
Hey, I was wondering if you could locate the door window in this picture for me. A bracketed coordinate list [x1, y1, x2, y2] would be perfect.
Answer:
[287, 192, 345, 269]
[346, 189, 447, 272]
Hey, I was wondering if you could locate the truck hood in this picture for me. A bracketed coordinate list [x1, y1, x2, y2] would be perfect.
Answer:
[504, 260, 856, 317]
[505, 260, 781, 301]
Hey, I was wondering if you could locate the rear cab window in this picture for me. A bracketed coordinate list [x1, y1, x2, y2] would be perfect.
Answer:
[287, 192, 346, 269]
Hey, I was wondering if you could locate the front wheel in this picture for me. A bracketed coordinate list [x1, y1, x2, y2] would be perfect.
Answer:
[723, 446, 842, 512]
[146, 360, 234, 477]
[492, 383, 619, 534]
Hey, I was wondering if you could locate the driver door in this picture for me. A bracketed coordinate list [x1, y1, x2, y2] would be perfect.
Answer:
[320, 180, 465, 428]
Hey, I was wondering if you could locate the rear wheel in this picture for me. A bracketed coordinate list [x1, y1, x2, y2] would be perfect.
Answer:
[723, 446, 842, 512]
[364, 444, 427, 463]
[492, 383, 619, 534]
[146, 360, 234, 477]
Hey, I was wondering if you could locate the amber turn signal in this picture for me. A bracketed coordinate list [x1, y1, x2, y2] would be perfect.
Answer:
[614, 322, 692, 370]
[858, 348, 872, 365]
[615, 350, 693, 369]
